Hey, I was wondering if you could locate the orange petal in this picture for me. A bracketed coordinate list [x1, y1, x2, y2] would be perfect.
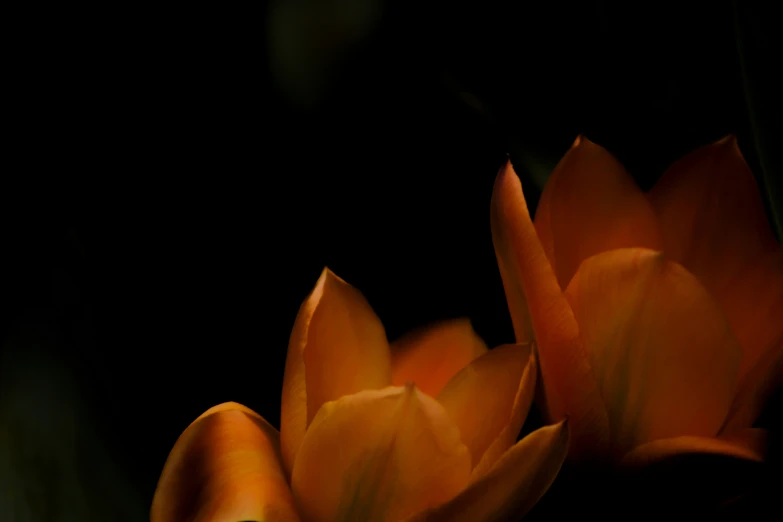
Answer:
[621, 428, 768, 467]
[491, 161, 535, 346]
[715, 249, 783, 379]
[391, 318, 488, 397]
[470, 348, 537, 481]
[721, 338, 783, 433]
[491, 160, 610, 458]
[407, 419, 570, 522]
[280, 268, 391, 477]
[534, 135, 662, 289]
[564, 248, 741, 455]
[648, 136, 782, 377]
[437, 343, 530, 466]
[291, 385, 471, 522]
[151, 402, 300, 522]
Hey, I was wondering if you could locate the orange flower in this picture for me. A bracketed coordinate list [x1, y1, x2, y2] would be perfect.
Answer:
[150, 269, 569, 522]
[491, 135, 782, 466]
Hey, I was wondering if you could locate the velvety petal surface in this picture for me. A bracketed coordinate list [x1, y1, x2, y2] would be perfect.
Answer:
[391, 319, 488, 397]
[565, 248, 741, 455]
[291, 385, 471, 522]
[280, 268, 392, 476]
[491, 160, 610, 458]
[151, 402, 300, 522]
[407, 420, 570, 522]
[534, 136, 662, 289]
[436, 343, 529, 466]
[648, 136, 783, 378]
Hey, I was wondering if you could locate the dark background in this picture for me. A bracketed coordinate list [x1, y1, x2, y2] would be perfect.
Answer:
[3, 0, 781, 520]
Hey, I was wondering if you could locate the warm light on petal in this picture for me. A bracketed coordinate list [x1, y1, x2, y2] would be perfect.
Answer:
[491, 161, 534, 346]
[437, 343, 530, 466]
[621, 428, 768, 467]
[534, 135, 662, 289]
[721, 338, 783, 433]
[391, 318, 488, 397]
[491, 160, 610, 458]
[407, 419, 570, 522]
[565, 248, 741, 454]
[280, 268, 392, 477]
[470, 348, 537, 481]
[151, 402, 300, 522]
[291, 385, 471, 522]
[648, 135, 782, 378]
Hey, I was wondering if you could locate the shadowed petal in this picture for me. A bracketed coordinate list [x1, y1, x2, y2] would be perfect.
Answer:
[437, 343, 530, 466]
[151, 402, 300, 522]
[618, 429, 769, 511]
[491, 160, 610, 458]
[565, 248, 741, 455]
[534, 136, 662, 289]
[722, 338, 783, 433]
[470, 348, 537, 481]
[621, 428, 767, 466]
[291, 385, 471, 522]
[648, 136, 782, 377]
[280, 268, 392, 477]
[407, 420, 569, 522]
[714, 249, 783, 380]
[391, 319, 488, 397]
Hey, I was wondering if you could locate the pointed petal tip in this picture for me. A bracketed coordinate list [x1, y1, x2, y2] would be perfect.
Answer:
[494, 159, 521, 194]
[558, 416, 571, 439]
[309, 268, 331, 303]
[316, 266, 351, 295]
[319, 266, 336, 282]
[710, 134, 747, 163]
[497, 156, 513, 175]
[714, 134, 738, 146]
[555, 415, 570, 439]
[498, 154, 511, 172]
[570, 134, 604, 151]
[571, 134, 600, 149]
[315, 266, 330, 288]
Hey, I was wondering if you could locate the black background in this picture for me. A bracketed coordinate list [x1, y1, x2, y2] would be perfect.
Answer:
[3, 0, 781, 520]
